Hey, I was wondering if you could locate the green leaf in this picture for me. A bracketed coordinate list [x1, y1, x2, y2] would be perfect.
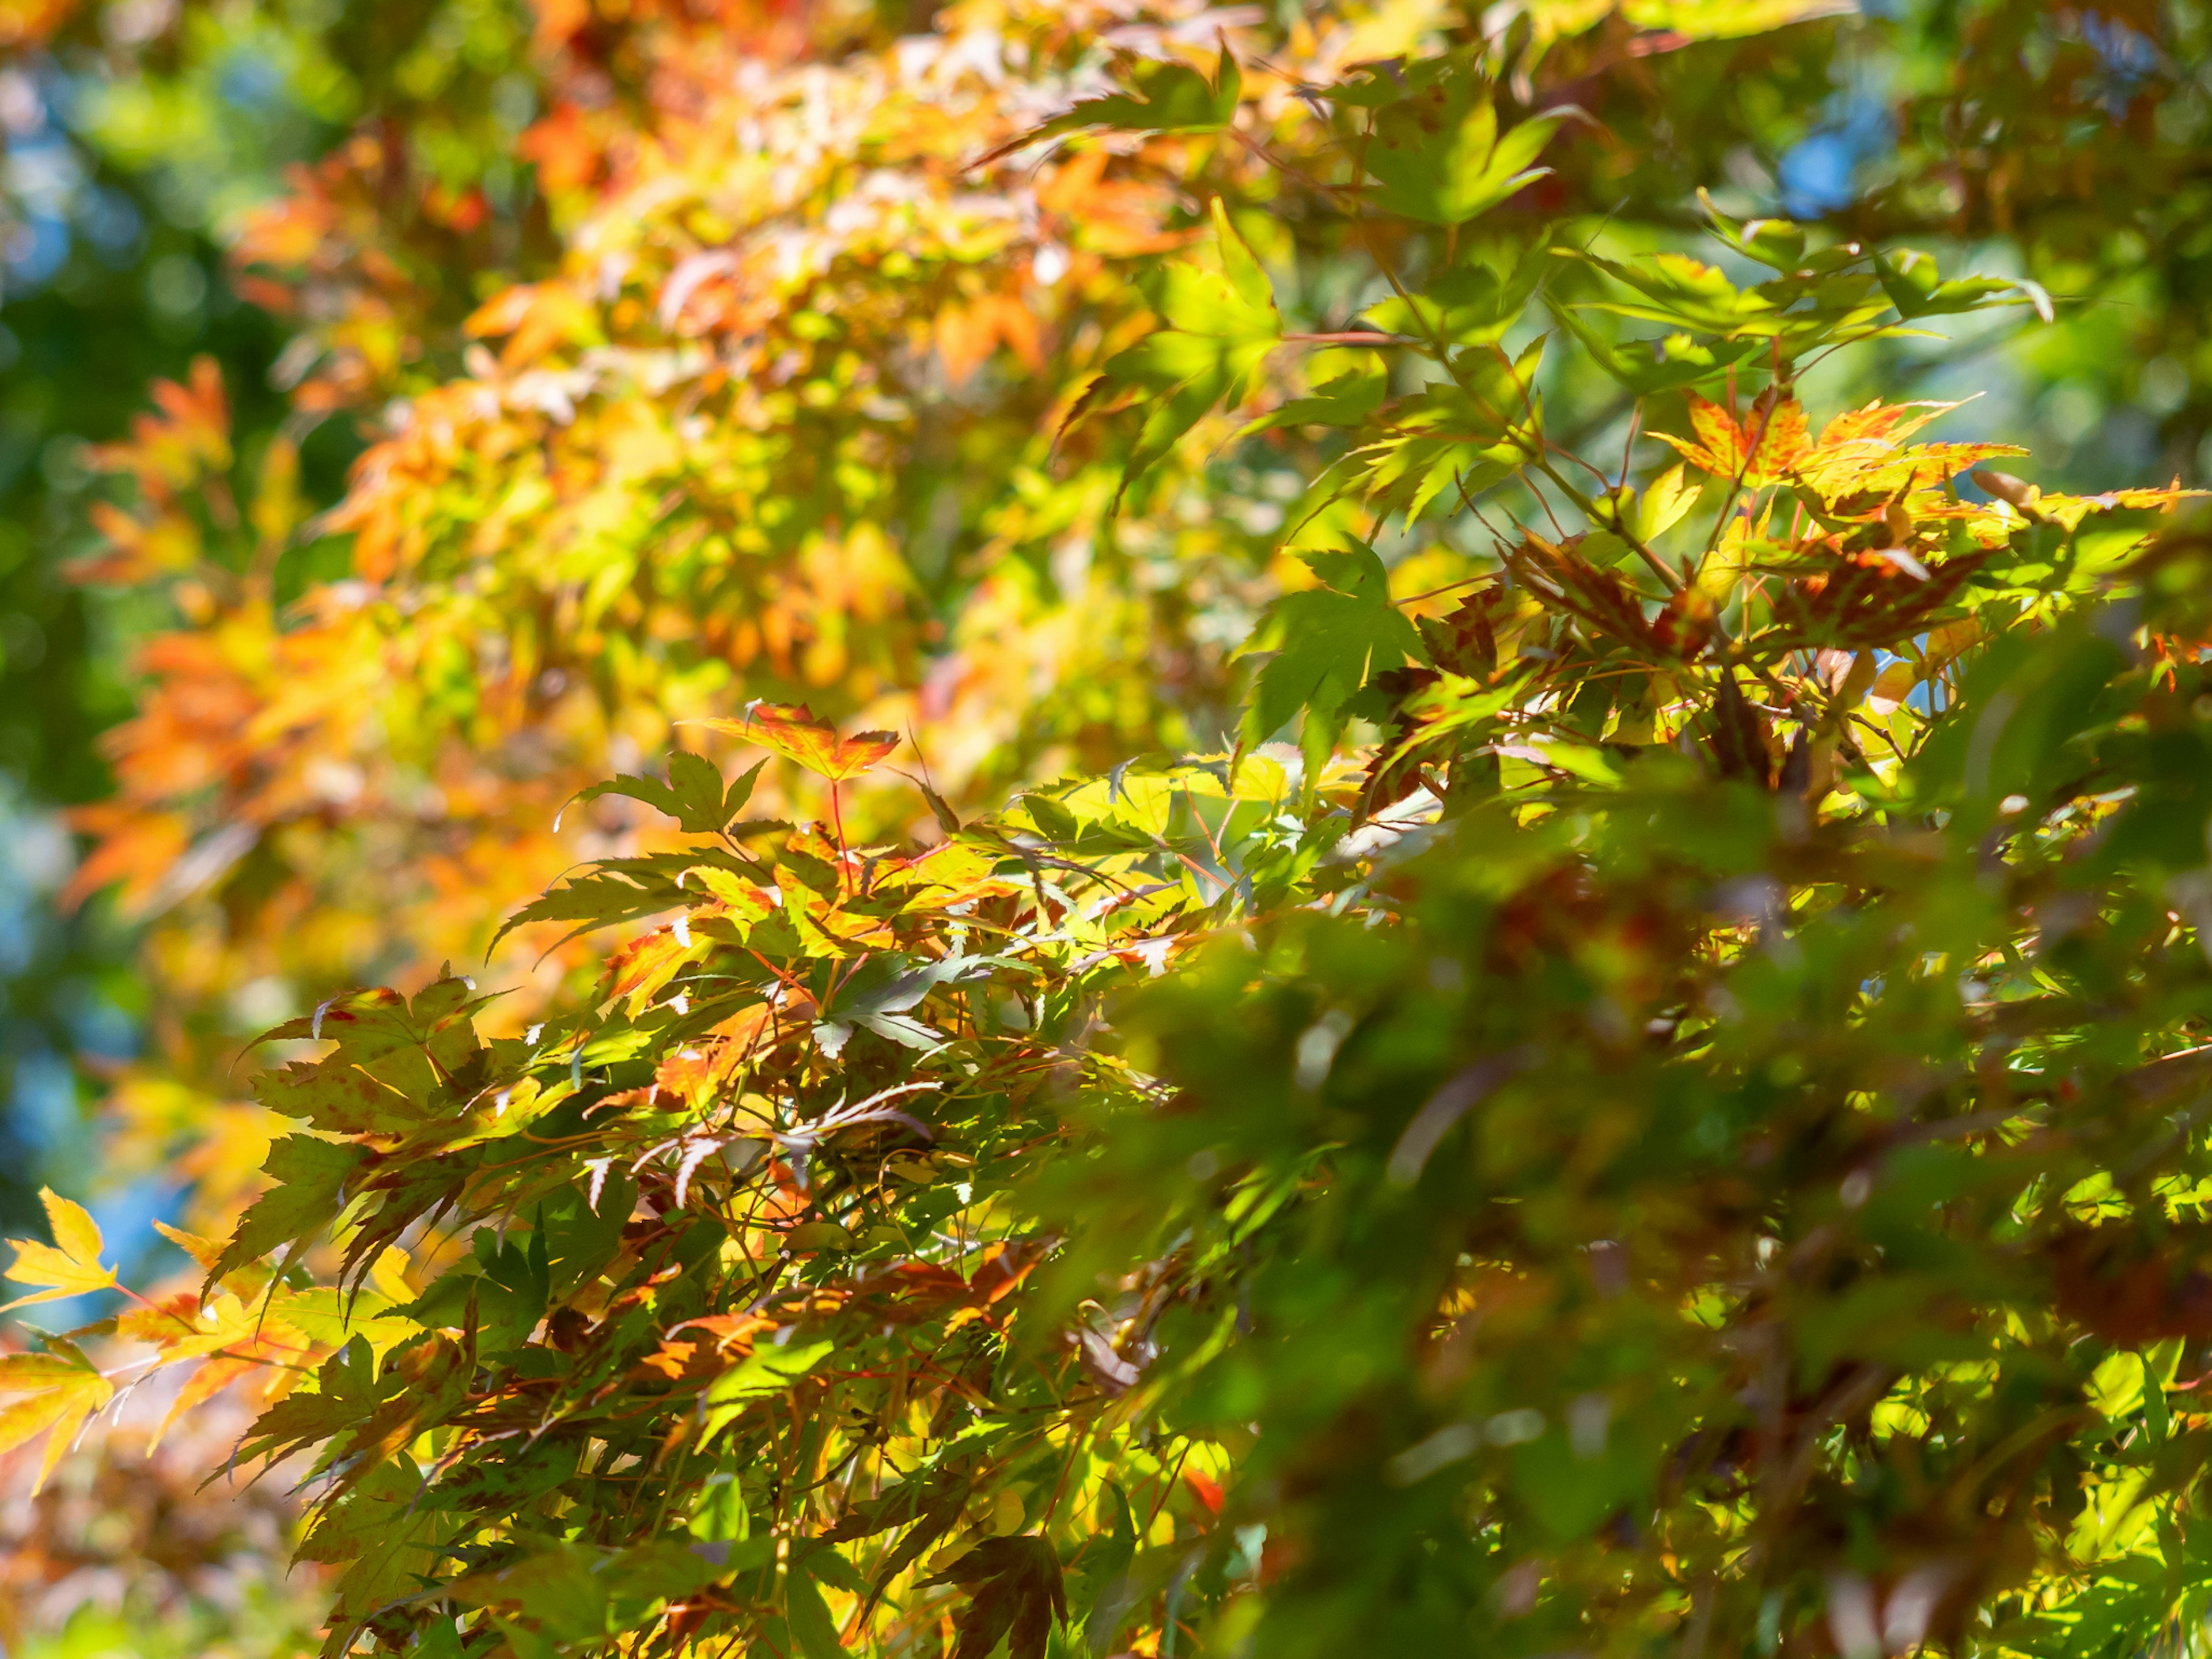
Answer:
[1073, 199, 1279, 505]
[207, 1134, 366, 1291]
[690, 1471, 751, 1544]
[1366, 90, 1565, 225]
[1243, 543, 1426, 745]
[250, 976, 488, 1132]
[1237, 359, 1388, 439]
[1367, 255, 1547, 348]
[984, 43, 1239, 159]
[238, 1336, 388, 1467]
[786, 1565, 848, 1659]
[817, 950, 995, 1041]
[1074, 1483, 1135, 1642]
[1552, 305, 1762, 395]
[385, 1226, 549, 1351]
[563, 752, 762, 836]
[1698, 189, 1808, 270]
[488, 843, 781, 952]
[700, 1338, 835, 1441]
[541, 1174, 634, 1298]
[1876, 246, 2043, 320]
[1563, 247, 1785, 338]
[450, 1542, 614, 1644]
[301, 1455, 441, 1627]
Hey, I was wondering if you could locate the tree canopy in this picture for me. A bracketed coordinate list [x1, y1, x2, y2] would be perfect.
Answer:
[7, 3, 2212, 1658]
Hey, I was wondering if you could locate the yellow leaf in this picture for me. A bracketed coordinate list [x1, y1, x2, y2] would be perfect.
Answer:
[1635, 463, 1701, 542]
[115, 1289, 310, 1366]
[681, 865, 775, 917]
[695, 702, 900, 781]
[157, 1353, 267, 1446]
[2021, 486, 2206, 533]
[1865, 661, 1918, 718]
[0, 1351, 115, 1493]
[2, 1189, 118, 1312]
[370, 1247, 415, 1306]
[1622, 0, 1856, 41]
[152, 1217, 224, 1272]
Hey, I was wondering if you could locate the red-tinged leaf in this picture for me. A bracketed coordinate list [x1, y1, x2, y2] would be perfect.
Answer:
[696, 703, 901, 781]
[608, 925, 700, 1016]
[0, 1350, 115, 1493]
[1817, 398, 1965, 450]
[1747, 392, 1813, 482]
[1755, 549, 1987, 653]
[155, 1352, 278, 1446]
[1184, 1465, 1225, 1514]
[2, 1188, 118, 1311]
[1651, 586, 1717, 659]
[1654, 389, 1810, 487]
[919, 1534, 1068, 1659]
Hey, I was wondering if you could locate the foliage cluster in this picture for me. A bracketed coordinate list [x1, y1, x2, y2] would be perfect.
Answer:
[10, 3, 2212, 1658]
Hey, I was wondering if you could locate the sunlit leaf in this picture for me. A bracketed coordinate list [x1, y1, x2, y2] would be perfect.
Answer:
[1, 1188, 118, 1311]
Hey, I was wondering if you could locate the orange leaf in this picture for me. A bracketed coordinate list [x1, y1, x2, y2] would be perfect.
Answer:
[1683, 391, 1744, 474]
[145, 1302, 312, 1448]
[609, 926, 700, 1018]
[698, 703, 900, 781]
[152, 1217, 226, 1273]
[156, 1354, 267, 1444]
[1817, 399, 1964, 450]
[2, 1188, 118, 1311]
[1656, 390, 1810, 487]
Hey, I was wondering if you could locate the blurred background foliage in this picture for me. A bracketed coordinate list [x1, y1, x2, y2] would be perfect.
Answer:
[9, 0, 2210, 1233]
[0, 0, 2210, 1651]
[0, 0, 547, 1251]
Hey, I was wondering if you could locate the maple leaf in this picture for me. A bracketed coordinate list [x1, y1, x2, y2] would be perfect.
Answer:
[115, 1289, 314, 1443]
[0, 1349, 115, 1493]
[698, 703, 899, 782]
[237, 1336, 388, 1468]
[302, 1455, 445, 1628]
[1242, 544, 1426, 746]
[1066, 199, 1281, 505]
[919, 1534, 1068, 1659]
[1554, 307, 1764, 396]
[1798, 440, 2031, 511]
[558, 753, 762, 836]
[1817, 398, 1967, 450]
[1368, 92, 1570, 228]
[206, 1135, 365, 1292]
[1651, 389, 1811, 487]
[151, 1217, 225, 1273]
[2, 1187, 119, 1311]
[1986, 482, 2205, 532]
[976, 43, 1240, 165]
[607, 923, 703, 1017]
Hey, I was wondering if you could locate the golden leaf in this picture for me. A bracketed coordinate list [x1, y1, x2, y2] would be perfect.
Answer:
[697, 703, 901, 782]
[0, 1351, 115, 1494]
[1, 1188, 119, 1312]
